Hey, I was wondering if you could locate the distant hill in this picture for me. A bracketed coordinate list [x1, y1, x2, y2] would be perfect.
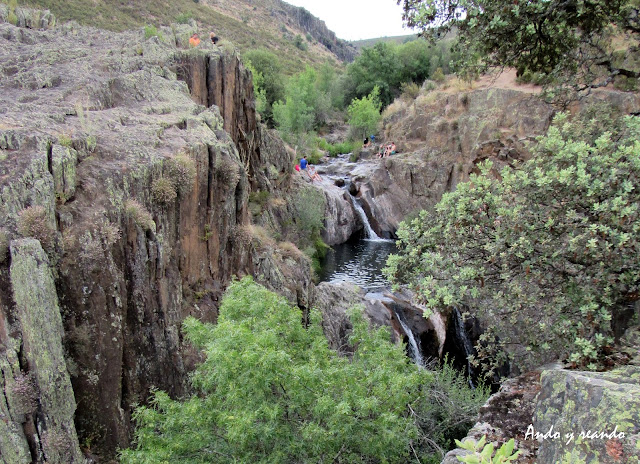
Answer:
[350, 34, 419, 50]
[15, 0, 356, 73]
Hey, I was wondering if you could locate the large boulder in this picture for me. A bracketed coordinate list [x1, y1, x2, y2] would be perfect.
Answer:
[533, 366, 640, 464]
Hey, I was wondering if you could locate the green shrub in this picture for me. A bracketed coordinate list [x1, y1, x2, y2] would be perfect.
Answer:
[305, 32, 313, 42]
[165, 154, 197, 195]
[400, 81, 421, 102]
[144, 25, 162, 40]
[455, 436, 521, 463]
[17, 206, 55, 252]
[293, 34, 308, 51]
[248, 190, 270, 209]
[347, 86, 382, 140]
[386, 113, 640, 371]
[151, 178, 177, 205]
[120, 278, 484, 463]
[58, 134, 73, 148]
[175, 13, 192, 24]
[0, 229, 9, 263]
[431, 67, 445, 83]
[7, 11, 18, 25]
[124, 200, 155, 232]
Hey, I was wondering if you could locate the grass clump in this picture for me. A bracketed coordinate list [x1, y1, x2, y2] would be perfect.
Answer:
[124, 200, 155, 232]
[151, 178, 177, 205]
[216, 158, 240, 188]
[400, 81, 421, 102]
[58, 134, 73, 148]
[17, 206, 55, 252]
[165, 153, 197, 195]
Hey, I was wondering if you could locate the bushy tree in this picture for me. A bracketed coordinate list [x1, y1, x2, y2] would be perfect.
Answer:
[272, 66, 319, 137]
[243, 49, 285, 125]
[347, 86, 382, 140]
[120, 277, 486, 463]
[398, 0, 640, 93]
[385, 114, 640, 371]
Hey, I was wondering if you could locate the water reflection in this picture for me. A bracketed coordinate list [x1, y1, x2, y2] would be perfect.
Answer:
[318, 237, 397, 292]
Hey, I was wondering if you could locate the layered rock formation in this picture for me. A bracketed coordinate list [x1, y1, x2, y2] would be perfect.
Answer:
[0, 13, 311, 461]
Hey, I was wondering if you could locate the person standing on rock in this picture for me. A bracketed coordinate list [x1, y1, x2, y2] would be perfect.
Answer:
[189, 33, 200, 47]
[299, 155, 308, 171]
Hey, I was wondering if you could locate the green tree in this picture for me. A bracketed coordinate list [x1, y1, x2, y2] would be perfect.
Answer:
[244, 60, 267, 115]
[347, 86, 382, 140]
[121, 277, 486, 463]
[397, 0, 640, 93]
[385, 114, 640, 371]
[243, 49, 285, 125]
[272, 66, 320, 137]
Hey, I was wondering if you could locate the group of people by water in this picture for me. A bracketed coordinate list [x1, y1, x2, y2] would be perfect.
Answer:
[363, 137, 397, 158]
[295, 155, 322, 182]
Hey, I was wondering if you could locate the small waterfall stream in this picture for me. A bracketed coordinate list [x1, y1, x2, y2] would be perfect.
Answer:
[349, 194, 382, 240]
[453, 307, 476, 388]
[394, 308, 425, 367]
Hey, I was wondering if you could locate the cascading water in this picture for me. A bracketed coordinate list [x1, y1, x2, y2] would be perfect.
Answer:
[453, 307, 476, 388]
[394, 308, 424, 367]
[348, 193, 382, 240]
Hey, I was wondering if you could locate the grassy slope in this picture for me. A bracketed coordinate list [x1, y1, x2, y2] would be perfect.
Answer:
[13, 0, 342, 74]
[350, 34, 418, 50]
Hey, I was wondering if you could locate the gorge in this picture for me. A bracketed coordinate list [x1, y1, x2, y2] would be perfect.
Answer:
[1, 5, 639, 463]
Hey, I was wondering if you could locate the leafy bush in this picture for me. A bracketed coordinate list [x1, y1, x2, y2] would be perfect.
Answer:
[431, 67, 445, 83]
[455, 436, 521, 464]
[386, 113, 640, 371]
[400, 81, 421, 102]
[17, 206, 55, 252]
[151, 178, 177, 205]
[347, 86, 382, 140]
[293, 34, 308, 51]
[124, 200, 155, 232]
[165, 154, 197, 195]
[144, 25, 162, 40]
[120, 278, 483, 463]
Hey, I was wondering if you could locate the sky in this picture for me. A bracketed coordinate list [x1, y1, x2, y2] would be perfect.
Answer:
[283, 0, 414, 41]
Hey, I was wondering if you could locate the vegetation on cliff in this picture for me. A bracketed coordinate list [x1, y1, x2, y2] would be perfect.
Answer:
[121, 278, 487, 463]
[386, 111, 640, 371]
[399, 0, 640, 95]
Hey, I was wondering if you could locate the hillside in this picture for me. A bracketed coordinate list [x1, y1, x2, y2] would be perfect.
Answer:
[12, 0, 356, 73]
[351, 34, 418, 50]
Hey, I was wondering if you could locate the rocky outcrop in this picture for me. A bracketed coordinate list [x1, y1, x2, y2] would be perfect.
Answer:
[0, 16, 313, 461]
[534, 366, 640, 463]
[275, 0, 357, 62]
[7, 239, 83, 463]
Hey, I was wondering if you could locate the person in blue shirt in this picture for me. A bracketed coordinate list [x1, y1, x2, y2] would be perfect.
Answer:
[299, 155, 308, 170]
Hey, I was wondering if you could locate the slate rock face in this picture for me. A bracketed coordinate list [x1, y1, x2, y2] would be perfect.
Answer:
[0, 13, 312, 460]
[534, 366, 640, 464]
[9, 239, 83, 463]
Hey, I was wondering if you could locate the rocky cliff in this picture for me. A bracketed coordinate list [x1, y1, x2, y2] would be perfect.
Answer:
[0, 10, 312, 461]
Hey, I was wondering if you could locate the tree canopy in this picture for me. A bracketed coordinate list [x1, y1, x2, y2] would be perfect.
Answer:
[120, 277, 486, 463]
[385, 112, 640, 372]
[398, 0, 640, 93]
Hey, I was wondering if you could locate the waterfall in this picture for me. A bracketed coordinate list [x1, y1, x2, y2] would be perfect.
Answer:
[394, 308, 424, 367]
[453, 307, 476, 388]
[348, 193, 387, 241]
